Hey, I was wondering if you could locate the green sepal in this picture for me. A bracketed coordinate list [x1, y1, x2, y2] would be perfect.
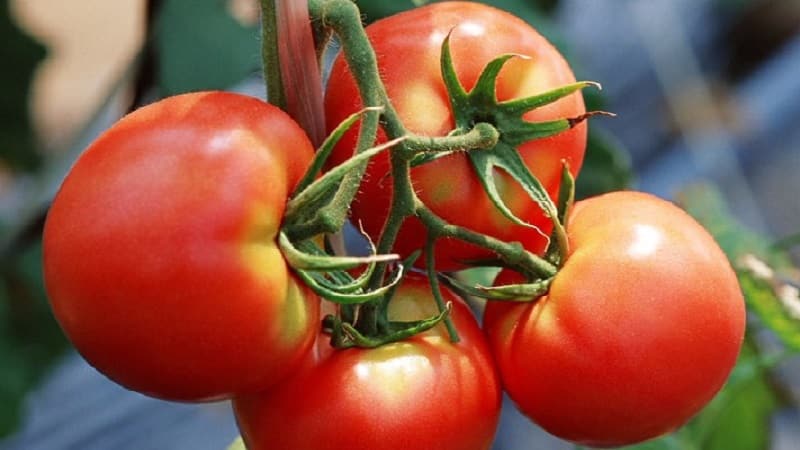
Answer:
[470, 141, 560, 238]
[501, 81, 602, 117]
[296, 263, 405, 305]
[293, 106, 384, 196]
[439, 273, 552, 301]
[284, 136, 405, 225]
[296, 233, 381, 294]
[323, 302, 452, 349]
[279, 231, 398, 271]
[438, 33, 600, 243]
[545, 162, 575, 266]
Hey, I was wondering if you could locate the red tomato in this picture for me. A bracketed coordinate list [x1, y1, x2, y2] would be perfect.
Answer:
[325, 1, 587, 270]
[483, 191, 746, 447]
[43, 92, 320, 401]
[233, 275, 502, 450]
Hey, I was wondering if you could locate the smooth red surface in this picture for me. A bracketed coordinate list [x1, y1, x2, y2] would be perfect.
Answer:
[484, 191, 746, 447]
[325, 1, 587, 270]
[234, 276, 502, 450]
[43, 92, 320, 401]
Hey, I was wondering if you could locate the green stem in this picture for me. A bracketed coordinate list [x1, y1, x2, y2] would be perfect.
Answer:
[352, 146, 420, 334]
[425, 234, 460, 342]
[308, 0, 424, 335]
[304, 0, 404, 243]
[403, 122, 499, 156]
[416, 202, 558, 279]
[260, 0, 285, 108]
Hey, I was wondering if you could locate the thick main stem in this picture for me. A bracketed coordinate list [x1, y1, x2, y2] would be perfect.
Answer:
[304, 0, 399, 241]
[260, 0, 285, 109]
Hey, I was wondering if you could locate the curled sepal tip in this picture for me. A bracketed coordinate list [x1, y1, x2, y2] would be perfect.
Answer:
[470, 142, 556, 243]
[323, 302, 453, 349]
[437, 33, 602, 243]
[545, 161, 575, 266]
[439, 273, 552, 302]
[279, 231, 398, 271]
[296, 260, 406, 305]
[501, 81, 602, 116]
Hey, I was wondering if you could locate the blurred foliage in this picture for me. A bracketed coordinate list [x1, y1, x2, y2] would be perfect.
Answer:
[0, 0, 63, 438]
[0, 243, 69, 437]
[679, 185, 800, 352]
[575, 126, 633, 199]
[696, 342, 781, 450]
[154, 0, 260, 96]
[0, 0, 44, 172]
[621, 339, 781, 450]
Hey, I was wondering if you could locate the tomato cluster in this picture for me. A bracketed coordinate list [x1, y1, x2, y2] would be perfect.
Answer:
[41, 2, 745, 450]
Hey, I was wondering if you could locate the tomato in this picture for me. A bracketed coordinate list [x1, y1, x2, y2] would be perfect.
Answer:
[233, 275, 502, 450]
[325, 1, 587, 270]
[43, 91, 320, 402]
[483, 191, 746, 447]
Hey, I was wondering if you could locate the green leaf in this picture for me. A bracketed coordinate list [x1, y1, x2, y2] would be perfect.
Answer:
[0, 0, 45, 172]
[686, 341, 781, 450]
[154, 0, 260, 96]
[574, 125, 634, 199]
[739, 271, 800, 352]
[0, 243, 69, 437]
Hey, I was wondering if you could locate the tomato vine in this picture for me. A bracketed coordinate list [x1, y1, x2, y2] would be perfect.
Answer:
[270, 0, 603, 349]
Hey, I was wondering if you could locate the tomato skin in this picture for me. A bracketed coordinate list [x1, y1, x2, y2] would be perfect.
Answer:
[484, 191, 746, 447]
[325, 1, 586, 270]
[43, 92, 320, 402]
[233, 275, 502, 450]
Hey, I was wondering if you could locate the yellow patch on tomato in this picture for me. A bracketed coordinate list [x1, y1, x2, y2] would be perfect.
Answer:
[355, 343, 435, 402]
[278, 277, 315, 347]
[395, 81, 451, 135]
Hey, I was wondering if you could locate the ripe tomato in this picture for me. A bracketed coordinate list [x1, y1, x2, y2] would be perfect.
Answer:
[43, 92, 320, 401]
[233, 275, 502, 450]
[483, 191, 746, 447]
[325, 1, 587, 270]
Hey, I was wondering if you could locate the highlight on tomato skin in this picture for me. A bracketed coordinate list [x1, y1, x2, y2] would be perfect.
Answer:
[324, 1, 587, 271]
[483, 191, 747, 448]
[233, 275, 502, 450]
[42, 91, 321, 402]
